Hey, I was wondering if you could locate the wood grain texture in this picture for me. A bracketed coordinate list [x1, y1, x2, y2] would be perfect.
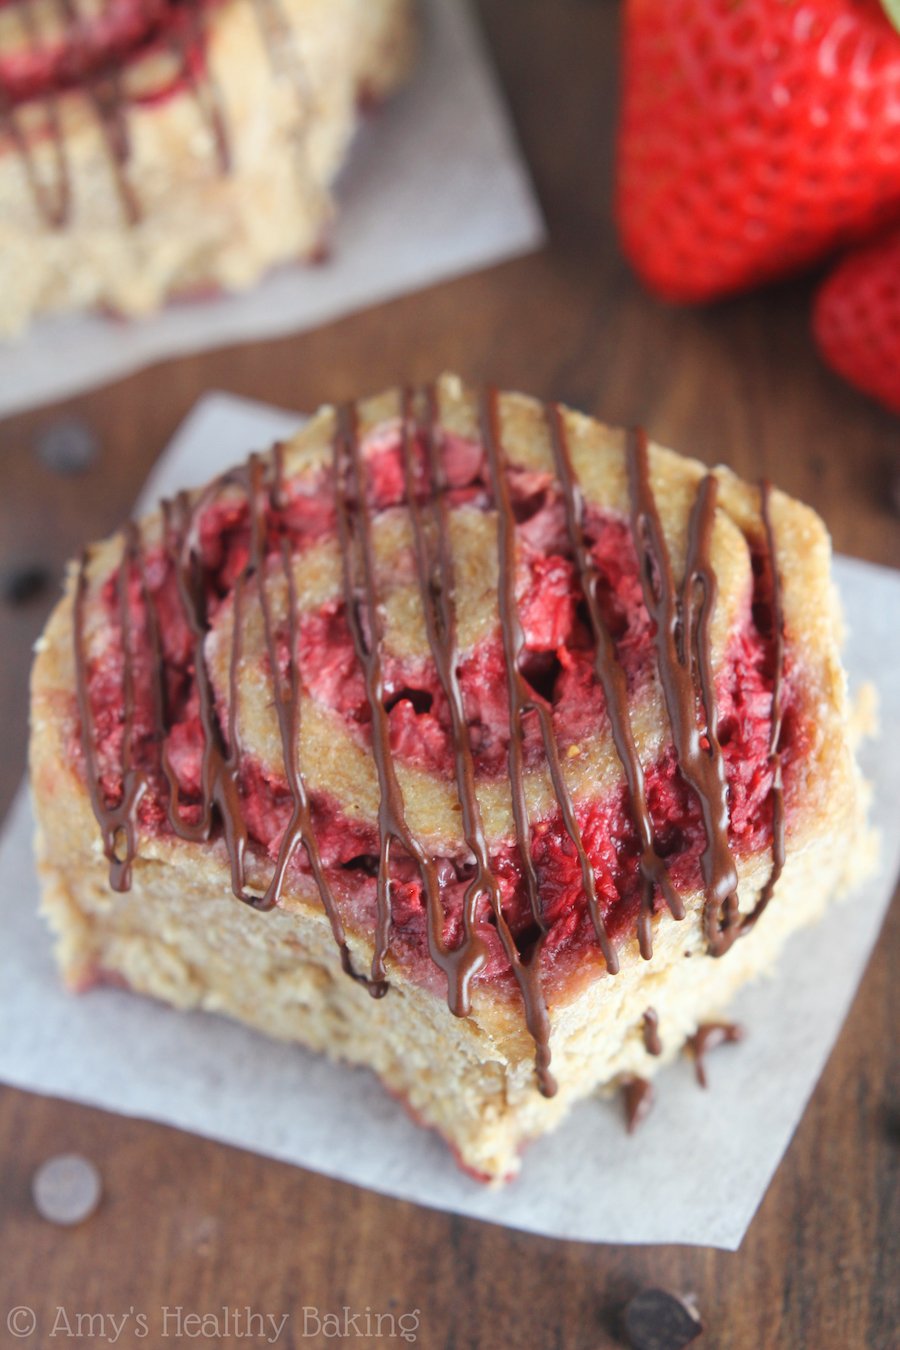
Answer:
[0, 3, 897, 1347]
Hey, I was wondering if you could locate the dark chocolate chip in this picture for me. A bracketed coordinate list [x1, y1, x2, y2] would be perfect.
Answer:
[36, 417, 99, 475]
[2, 563, 50, 605]
[623, 1288, 703, 1350]
[622, 1076, 654, 1134]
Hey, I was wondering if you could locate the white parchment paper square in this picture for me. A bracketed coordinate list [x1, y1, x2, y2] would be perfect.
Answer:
[1, 393, 897, 1250]
[0, 0, 544, 417]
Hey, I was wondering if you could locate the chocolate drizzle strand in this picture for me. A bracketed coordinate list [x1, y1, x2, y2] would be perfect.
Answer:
[548, 406, 684, 958]
[738, 480, 786, 937]
[481, 388, 629, 1092]
[85, 66, 140, 224]
[483, 391, 623, 993]
[397, 389, 501, 1019]
[642, 1008, 662, 1057]
[0, 88, 70, 228]
[177, 3, 231, 174]
[74, 526, 147, 890]
[686, 1021, 744, 1088]
[621, 1075, 654, 1133]
[72, 385, 790, 1094]
[159, 484, 250, 893]
[242, 451, 379, 990]
[333, 401, 458, 1000]
[626, 431, 740, 957]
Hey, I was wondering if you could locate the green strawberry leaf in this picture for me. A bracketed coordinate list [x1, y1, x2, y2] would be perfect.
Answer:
[883, 0, 900, 36]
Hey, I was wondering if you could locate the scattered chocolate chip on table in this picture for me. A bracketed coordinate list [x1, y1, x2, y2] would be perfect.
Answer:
[35, 418, 100, 476]
[32, 1154, 102, 1227]
[2, 564, 50, 606]
[622, 1288, 703, 1350]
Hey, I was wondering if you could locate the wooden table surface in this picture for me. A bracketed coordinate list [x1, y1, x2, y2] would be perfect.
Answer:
[1, 4, 898, 1347]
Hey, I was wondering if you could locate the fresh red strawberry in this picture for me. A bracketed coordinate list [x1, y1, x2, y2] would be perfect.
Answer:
[616, 0, 900, 303]
[813, 225, 900, 413]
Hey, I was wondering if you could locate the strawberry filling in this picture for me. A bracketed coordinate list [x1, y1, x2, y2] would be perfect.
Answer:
[71, 432, 806, 993]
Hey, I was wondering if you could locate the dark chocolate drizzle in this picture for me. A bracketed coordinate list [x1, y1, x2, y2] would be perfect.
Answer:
[398, 388, 542, 1060]
[0, 91, 70, 228]
[621, 1075, 654, 1133]
[251, 0, 311, 134]
[481, 389, 621, 1090]
[177, 3, 231, 175]
[242, 451, 379, 990]
[642, 1008, 662, 1057]
[626, 431, 740, 957]
[738, 481, 786, 937]
[158, 484, 250, 892]
[686, 1021, 744, 1088]
[89, 67, 140, 225]
[548, 407, 685, 956]
[332, 402, 456, 1000]
[73, 523, 148, 890]
[72, 386, 789, 1093]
